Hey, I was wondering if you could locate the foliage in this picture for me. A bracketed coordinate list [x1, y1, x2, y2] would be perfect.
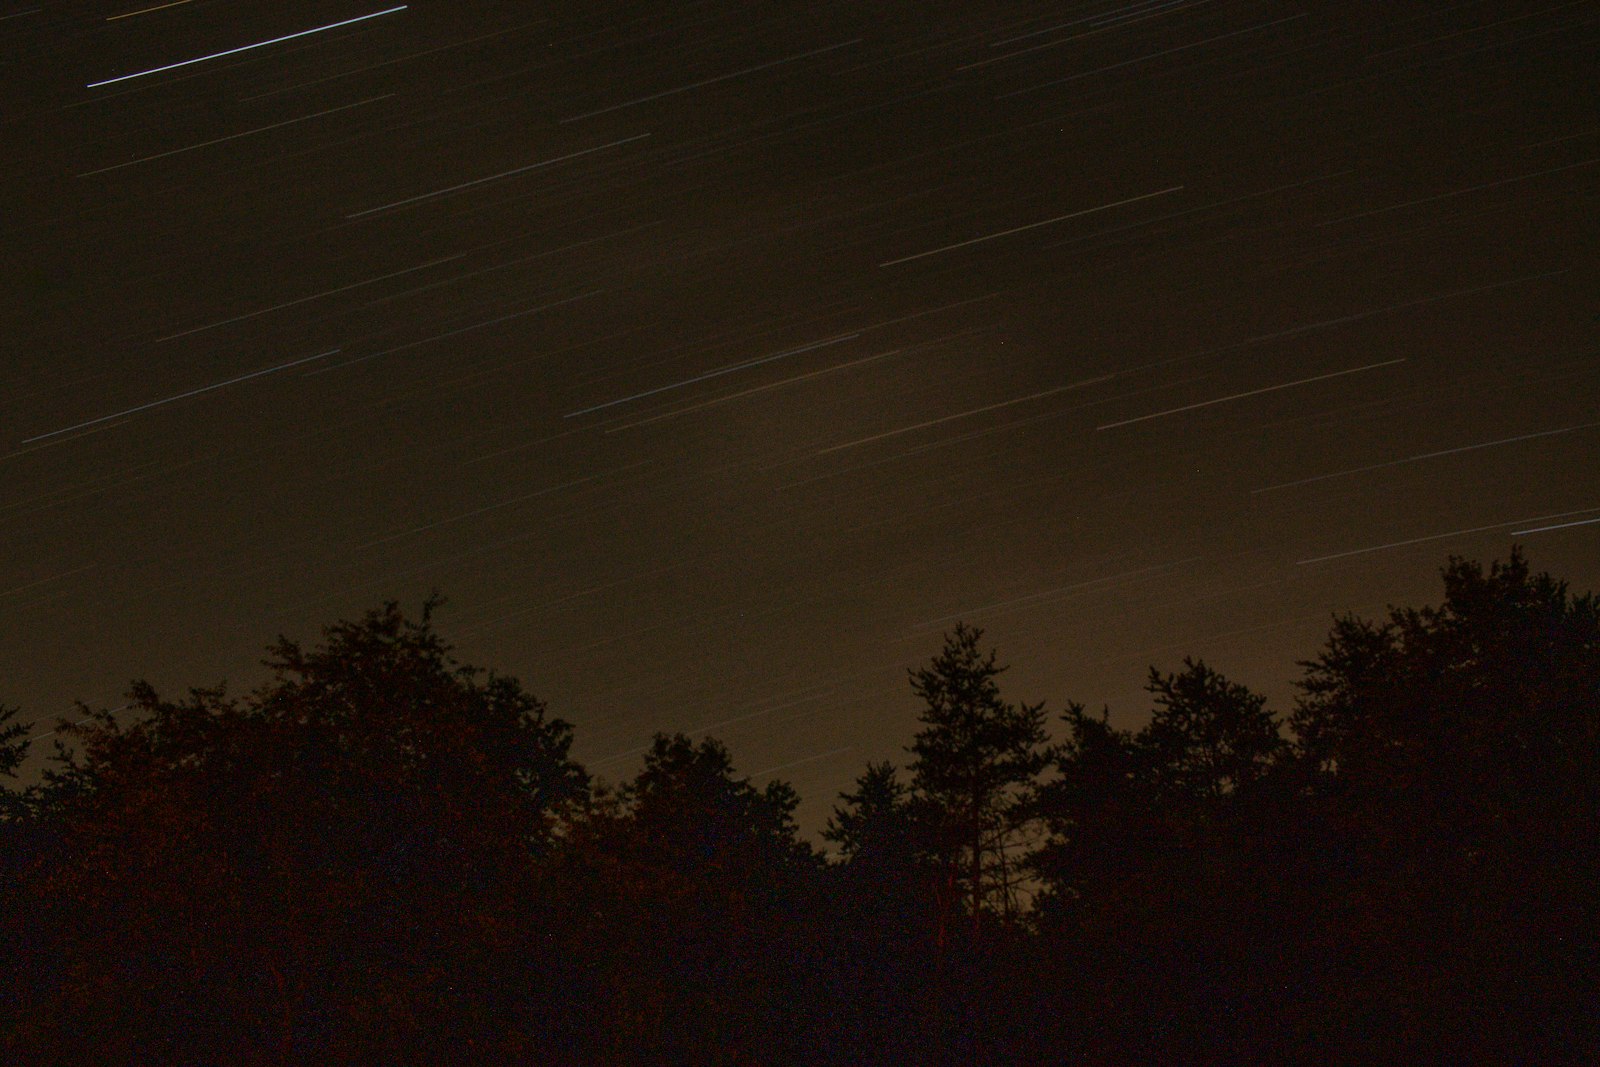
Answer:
[824, 760, 915, 867]
[7, 599, 587, 1064]
[1141, 657, 1287, 802]
[0, 704, 28, 821]
[1, 552, 1595, 1063]
[1285, 548, 1600, 1059]
[553, 733, 821, 1064]
[906, 623, 1049, 940]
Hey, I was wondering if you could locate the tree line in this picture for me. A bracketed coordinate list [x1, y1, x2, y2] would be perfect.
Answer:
[2, 548, 1596, 1063]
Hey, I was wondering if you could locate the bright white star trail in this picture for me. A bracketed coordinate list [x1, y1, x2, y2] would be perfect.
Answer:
[85, 5, 408, 88]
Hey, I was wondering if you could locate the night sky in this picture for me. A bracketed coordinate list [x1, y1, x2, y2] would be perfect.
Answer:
[4, 0, 1596, 828]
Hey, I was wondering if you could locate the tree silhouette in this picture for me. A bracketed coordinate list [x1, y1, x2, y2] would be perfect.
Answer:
[0, 704, 27, 822]
[1, 552, 1593, 1064]
[820, 759, 946, 1059]
[907, 623, 1048, 943]
[824, 760, 915, 866]
[1140, 658, 1286, 804]
[9, 599, 587, 1064]
[1031, 668, 1308, 1060]
[1029, 702, 1146, 926]
[622, 734, 810, 875]
[1287, 548, 1600, 1059]
[557, 733, 820, 1065]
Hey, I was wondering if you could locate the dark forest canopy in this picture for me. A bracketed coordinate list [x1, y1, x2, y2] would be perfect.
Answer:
[2, 550, 1596, 1064]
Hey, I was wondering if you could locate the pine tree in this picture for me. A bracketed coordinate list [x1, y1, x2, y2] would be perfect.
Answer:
[0, 704, 28, 821]
[1141, 658, 1284, 803]
[906, 624, 1048, 942]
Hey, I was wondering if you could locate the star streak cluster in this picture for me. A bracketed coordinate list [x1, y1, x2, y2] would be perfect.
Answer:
[3, 0, 1596, 824]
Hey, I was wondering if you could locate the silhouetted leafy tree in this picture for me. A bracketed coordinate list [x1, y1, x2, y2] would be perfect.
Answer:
[1286, 548, 1600, 1060]
[2, 552, 1594, 1065]
[623, 734, 810, 875]
[824, 760, 915, 866]
[1295, 550, 1599, 828]
[8, 599, 588, 1065]
[818, 761, 947, 1060]
[1030, 702, 1146, 925]
[1033, 663, 1320, 1060]
[907, 624, 1048, 944]
[1141, 657, 1286, 803]
[556, 733, 821, 1066]
[0, 704, 28, 822]
[1034, 658, 1285, 922]
[0, 704, 38, 1040]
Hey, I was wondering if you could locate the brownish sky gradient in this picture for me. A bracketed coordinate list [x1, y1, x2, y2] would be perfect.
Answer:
[4, 0, 1596, 828]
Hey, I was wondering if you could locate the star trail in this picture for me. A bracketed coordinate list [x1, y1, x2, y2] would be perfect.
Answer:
[3, 0, 1596, 824]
